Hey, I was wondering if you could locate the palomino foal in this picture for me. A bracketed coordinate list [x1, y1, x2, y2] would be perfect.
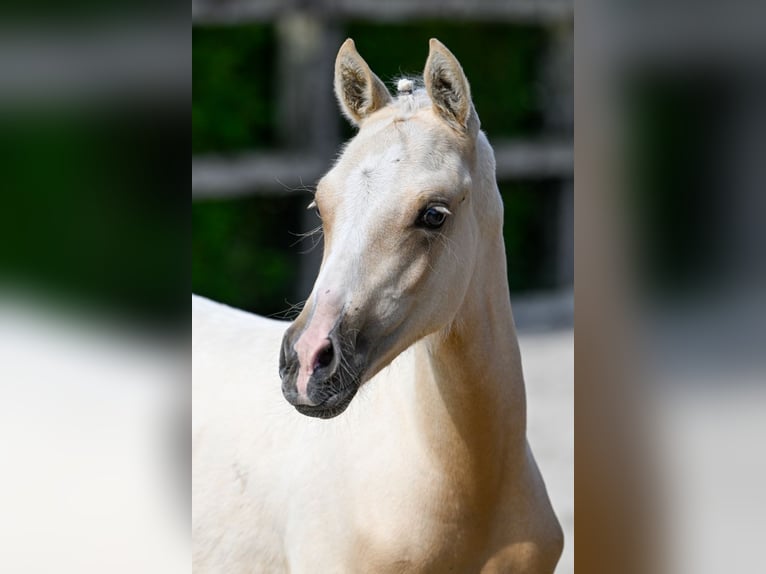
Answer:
[193, 39, 563, 573]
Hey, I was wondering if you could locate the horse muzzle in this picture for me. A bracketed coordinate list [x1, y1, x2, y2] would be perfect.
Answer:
[279, 322, 365, 419]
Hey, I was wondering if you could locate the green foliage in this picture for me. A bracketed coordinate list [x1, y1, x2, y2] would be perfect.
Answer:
[500, 182, 559, 292]
[192, 194, 310, 316]
[192, 25, 277, 153]
[625, 77, 719, 294]
[0, 109, 185, 329]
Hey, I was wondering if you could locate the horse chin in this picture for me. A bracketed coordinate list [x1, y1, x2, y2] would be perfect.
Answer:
[293, 382, 359, 419]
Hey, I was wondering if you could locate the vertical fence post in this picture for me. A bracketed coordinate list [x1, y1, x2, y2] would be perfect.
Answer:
[276, 13, 341, 303]
[542, 21, 574, 288]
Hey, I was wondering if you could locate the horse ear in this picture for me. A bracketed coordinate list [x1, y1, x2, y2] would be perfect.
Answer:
[334, 39, 392, 126]
[424, 39, 479, 136]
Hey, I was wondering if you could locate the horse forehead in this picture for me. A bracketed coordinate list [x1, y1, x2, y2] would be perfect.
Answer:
[339, 124, 463, 191]
[354, 140, 405, 178]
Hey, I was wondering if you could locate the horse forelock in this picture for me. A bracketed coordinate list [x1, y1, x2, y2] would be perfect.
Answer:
[390, 77, 430, 115]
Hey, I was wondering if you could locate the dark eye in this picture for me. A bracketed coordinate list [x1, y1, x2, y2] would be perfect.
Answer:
[419, 206, 450, 229]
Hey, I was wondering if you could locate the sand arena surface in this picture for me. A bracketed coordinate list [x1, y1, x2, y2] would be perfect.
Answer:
[520, 328, 574, 574]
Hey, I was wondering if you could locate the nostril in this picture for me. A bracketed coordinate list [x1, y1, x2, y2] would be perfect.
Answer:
[314, 340, 334, 371]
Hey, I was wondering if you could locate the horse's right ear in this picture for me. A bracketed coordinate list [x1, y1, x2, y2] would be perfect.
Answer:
[334, 39, 392, 126]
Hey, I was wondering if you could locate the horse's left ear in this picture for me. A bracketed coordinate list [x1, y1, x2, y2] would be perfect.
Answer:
[424, 39, 480, 137]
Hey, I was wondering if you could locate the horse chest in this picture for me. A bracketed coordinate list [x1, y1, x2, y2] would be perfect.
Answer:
[340, 459, 496, 571]
[279, 436, 497, 572]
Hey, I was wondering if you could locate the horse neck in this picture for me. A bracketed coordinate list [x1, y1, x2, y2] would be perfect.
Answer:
[410, 223, 527, 485]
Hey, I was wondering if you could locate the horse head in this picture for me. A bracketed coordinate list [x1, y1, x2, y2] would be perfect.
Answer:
[280, 39, 500, 418]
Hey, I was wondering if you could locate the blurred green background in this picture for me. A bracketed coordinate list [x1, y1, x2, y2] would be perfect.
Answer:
[192, 20, 572, 317]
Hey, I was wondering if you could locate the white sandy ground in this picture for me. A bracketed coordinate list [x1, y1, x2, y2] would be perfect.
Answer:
[519, 328, 574, 574]
[0, 302, 189, 574]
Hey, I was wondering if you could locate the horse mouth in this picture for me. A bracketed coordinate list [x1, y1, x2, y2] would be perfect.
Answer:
[293, 382, 359, 419]
[280, 323, 369, 419]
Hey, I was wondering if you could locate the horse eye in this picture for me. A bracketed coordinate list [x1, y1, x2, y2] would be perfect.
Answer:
[419, 206, 449, 229]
